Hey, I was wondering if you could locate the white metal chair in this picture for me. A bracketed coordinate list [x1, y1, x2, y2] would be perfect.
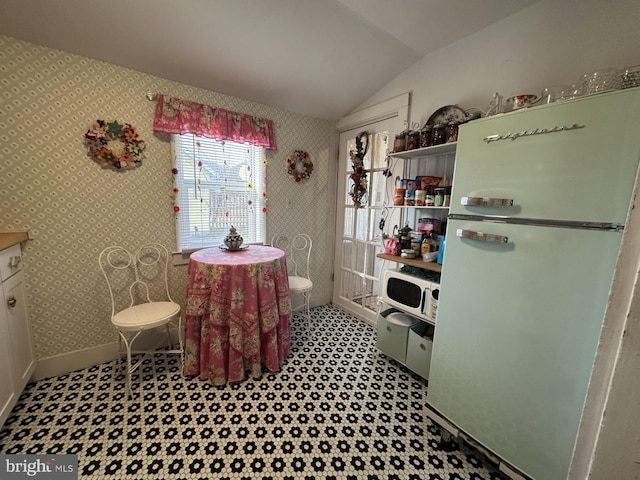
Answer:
[271, 233, 313, 329]
[98, 243, 183, 397]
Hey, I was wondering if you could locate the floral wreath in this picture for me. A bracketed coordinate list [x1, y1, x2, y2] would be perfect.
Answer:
[84, 119, 145, 169]
[349, 131, 369, 208]
[286, 150, 313, 182]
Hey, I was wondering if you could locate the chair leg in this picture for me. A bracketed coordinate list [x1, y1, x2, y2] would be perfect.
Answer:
[164, 319, 185, 375]
[303, 291, 311, 330]
[177, 314, 184, 375]
[118, 330, 143, 399]
[164, 324, 172, 350]
[116, 334, 126, 373]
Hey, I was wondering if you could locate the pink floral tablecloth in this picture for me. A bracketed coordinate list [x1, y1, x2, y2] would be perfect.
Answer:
[184, 245, 292, 385]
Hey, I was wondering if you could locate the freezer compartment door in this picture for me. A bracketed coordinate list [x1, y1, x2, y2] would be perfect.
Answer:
[427, 219, 623, 480]
[451, 88, 640, 223]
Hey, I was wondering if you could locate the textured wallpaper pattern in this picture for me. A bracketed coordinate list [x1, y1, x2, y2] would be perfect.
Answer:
[0, 35, 334, 366]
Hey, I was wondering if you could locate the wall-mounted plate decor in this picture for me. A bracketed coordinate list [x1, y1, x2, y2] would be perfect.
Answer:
[84, 119, 146, 170]
[425, 105, 466, 127]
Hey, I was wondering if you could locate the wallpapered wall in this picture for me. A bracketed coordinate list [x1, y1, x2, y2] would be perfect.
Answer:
[0, 34, 335, 378]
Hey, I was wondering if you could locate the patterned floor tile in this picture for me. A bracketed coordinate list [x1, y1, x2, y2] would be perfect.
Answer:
[0, 305, 506, 479]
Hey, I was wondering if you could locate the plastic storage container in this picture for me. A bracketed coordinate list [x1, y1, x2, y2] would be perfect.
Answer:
[376, 309, 419, 363]
[405, 322, 434, 379]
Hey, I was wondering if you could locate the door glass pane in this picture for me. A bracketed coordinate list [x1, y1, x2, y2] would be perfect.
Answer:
[354, 241, 366, 274]
[372, 243, 384, 278]
[339, 270, 351, 299]
[371, 208, 385, 242]
[362, 277, 377, 310]
[369, 171, 386, 207]
[351, 272, 364, 305]
[355, 208, 368, 241]
[345, 138, 356, 172]
[341, 239, 353, 268]
[343, 208, 354, 238]
[371, 131, 389, 169]
[343, 176, 351, 205]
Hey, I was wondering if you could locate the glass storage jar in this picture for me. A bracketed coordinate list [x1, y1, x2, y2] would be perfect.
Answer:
[446, 122, 460, 143]
[393, 133, 407, 152]
[419, 125, 432, 148]
[406, 130, 420, 150]
[431, 124, 446, 146]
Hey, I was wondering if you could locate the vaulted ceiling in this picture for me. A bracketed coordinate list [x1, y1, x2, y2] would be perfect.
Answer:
[0, 0, 539, 120]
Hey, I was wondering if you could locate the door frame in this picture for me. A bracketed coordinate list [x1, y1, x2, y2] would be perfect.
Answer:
[333, 94, 409, 325]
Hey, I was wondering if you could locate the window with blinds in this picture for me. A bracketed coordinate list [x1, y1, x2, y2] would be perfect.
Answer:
[171, 134, 266, 252]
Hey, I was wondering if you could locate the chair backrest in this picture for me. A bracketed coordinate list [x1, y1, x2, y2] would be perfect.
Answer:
[271, 233, 312, 280]
[98, 243, 173, 317]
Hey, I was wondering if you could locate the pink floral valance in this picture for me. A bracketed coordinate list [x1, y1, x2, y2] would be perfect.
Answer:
[153, 94, 277, 150]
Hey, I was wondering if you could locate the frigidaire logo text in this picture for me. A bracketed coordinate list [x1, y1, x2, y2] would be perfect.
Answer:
[4, 457, 74, 477]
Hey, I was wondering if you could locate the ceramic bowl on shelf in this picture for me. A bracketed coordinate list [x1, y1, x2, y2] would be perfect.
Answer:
[504, 94, 539, 111]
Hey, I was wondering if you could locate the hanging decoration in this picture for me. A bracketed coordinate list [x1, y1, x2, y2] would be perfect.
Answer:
[171, 167, 180, 215]
[349, 131, 369, 208]
[84, 119, 145, 169]
[286, 150, 313, 182]
[262, 158, 268, 214]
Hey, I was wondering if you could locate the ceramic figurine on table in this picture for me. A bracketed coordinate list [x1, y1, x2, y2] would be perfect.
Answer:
[223, 226, 243, 250]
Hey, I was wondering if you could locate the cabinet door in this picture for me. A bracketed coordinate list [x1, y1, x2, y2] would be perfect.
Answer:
[0, 288, 17, 427]
[4, 270, 36, 390]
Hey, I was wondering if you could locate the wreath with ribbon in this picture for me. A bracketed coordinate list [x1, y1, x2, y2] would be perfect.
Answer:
[349, 131, 369, 208]
[84, 119, 146, 169]
[286, 150, 313, 182]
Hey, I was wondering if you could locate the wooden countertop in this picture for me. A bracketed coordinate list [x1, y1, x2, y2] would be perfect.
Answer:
[0, 231, 29, 251]
[376, 253, 442, 273]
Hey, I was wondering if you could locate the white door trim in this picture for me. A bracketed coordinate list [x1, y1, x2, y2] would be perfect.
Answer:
[332, 94, 409, 325]
[336, 93, 410, 133]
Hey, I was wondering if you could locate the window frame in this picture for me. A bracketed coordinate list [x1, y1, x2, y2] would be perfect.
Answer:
[171, 134, 266, 253]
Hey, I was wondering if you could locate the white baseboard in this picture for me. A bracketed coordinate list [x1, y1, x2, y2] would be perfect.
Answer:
[31, 329, 180, 382]
[31, 342, 119, 381]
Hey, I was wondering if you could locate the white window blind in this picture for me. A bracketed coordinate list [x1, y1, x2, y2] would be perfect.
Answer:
[171, 134, 266, 252]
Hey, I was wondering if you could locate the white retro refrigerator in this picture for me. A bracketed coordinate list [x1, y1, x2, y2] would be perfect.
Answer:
[427, 88, 640, 479]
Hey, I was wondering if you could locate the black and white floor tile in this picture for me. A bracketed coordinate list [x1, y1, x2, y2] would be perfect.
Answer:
[0, 305, 506, 479]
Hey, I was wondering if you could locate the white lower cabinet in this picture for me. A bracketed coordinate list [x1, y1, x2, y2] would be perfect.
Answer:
[0, 243, 36, 428]
[376, 307, 434, 380]
[0, 300, 17, 427]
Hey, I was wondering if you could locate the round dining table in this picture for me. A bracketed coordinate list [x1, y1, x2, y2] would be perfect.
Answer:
[184, 244, 292, 385]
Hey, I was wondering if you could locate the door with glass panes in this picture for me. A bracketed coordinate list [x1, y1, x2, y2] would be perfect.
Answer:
[333, 117, 404, 325]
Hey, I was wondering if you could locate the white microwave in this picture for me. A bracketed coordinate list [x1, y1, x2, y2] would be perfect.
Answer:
[381, 269, 439, 322]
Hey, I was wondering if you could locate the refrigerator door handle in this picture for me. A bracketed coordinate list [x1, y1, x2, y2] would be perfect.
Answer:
[457, 228, 509, 244]
[461, 196, 514, 207]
